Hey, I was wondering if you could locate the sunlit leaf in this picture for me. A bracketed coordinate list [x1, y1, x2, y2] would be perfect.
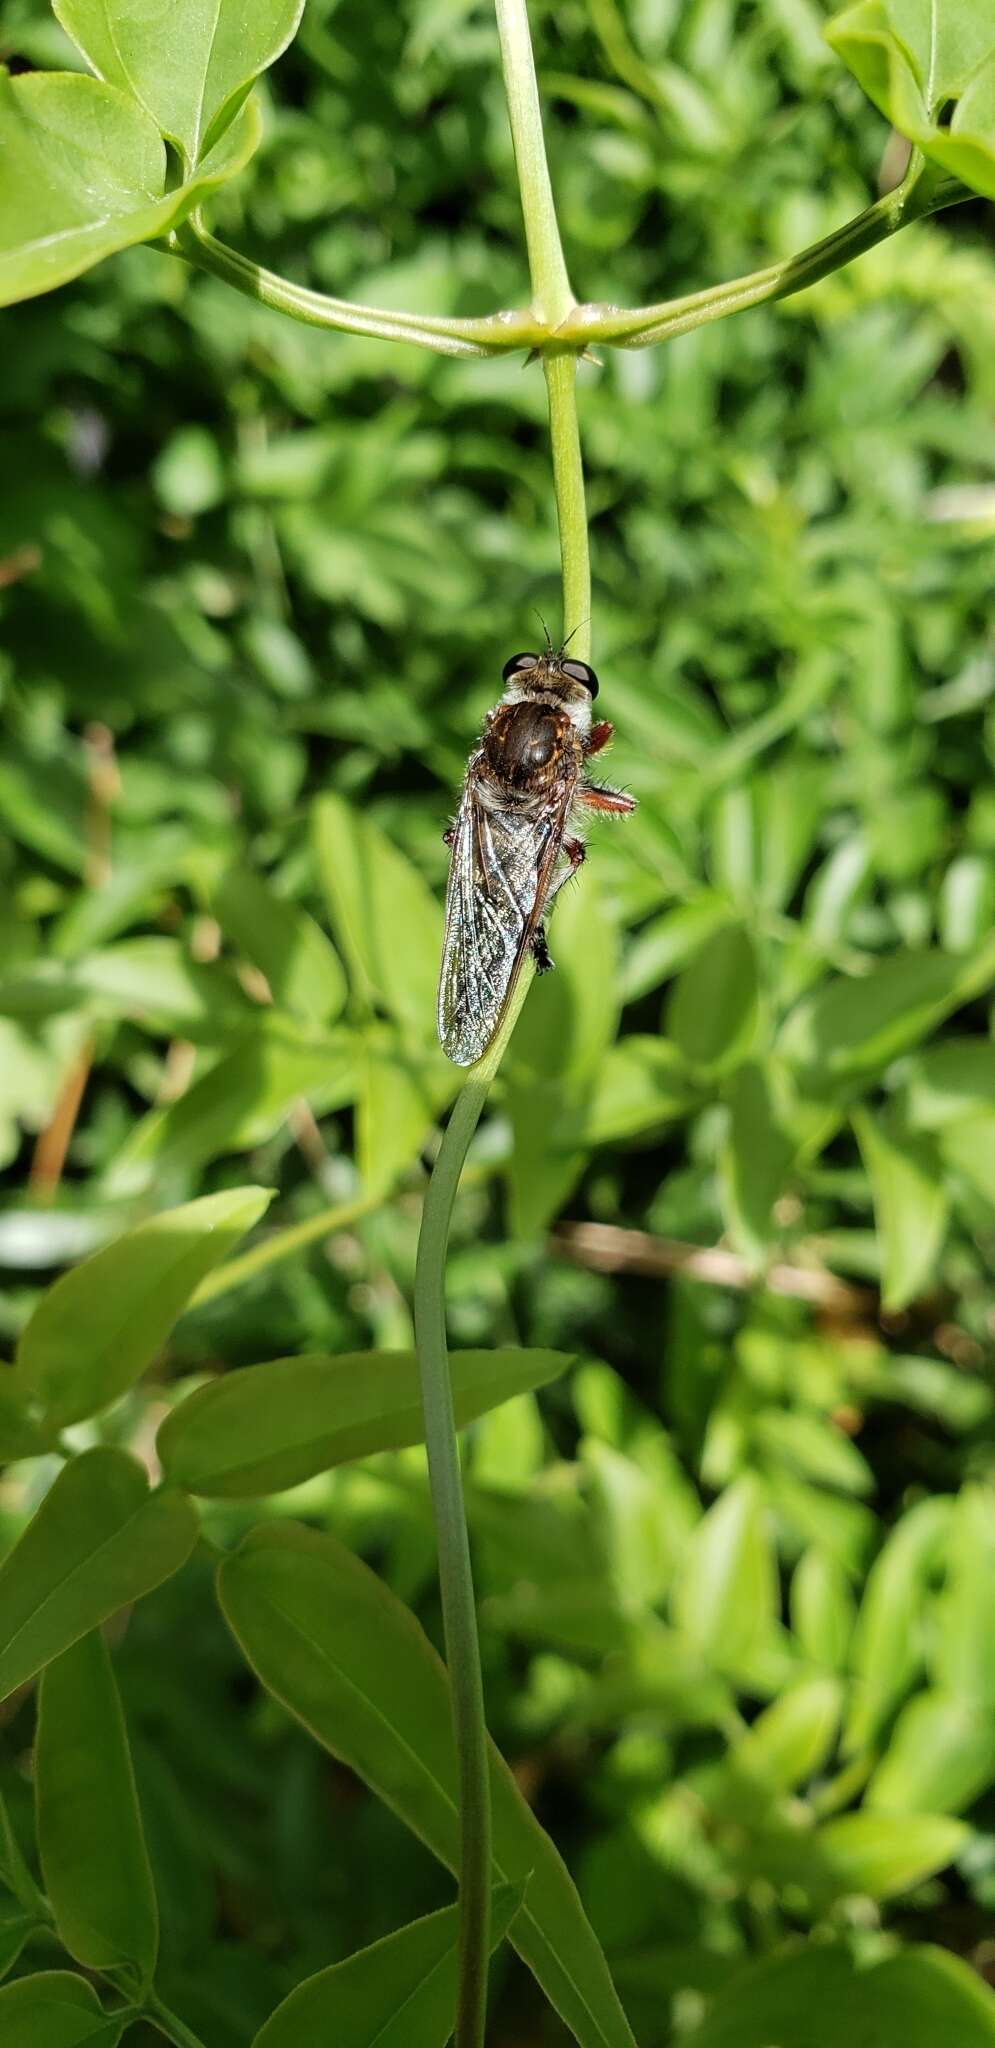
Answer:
[54, 0, 305, 166]
[15, 1187, 272, 1424]
[0, 73, 258, 308]
[158, 1346, 574, 1496]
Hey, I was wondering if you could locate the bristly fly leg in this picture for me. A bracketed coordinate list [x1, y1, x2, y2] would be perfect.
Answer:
[576, 782, 636, 816]
[584, 720, 615, 757]
[531, 924, 554, 973]
[442, 826, 455, 845]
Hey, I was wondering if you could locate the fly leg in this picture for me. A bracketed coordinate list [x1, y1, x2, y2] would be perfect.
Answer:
[531, 924, 554, 973]
[583, 720, 615, 758]
[575, 782, 636, 817]
[442, 826, 455, 845]
[532, 837, 586, 976]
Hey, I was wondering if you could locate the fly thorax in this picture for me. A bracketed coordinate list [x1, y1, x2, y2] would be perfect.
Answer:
[483, 701, 575, 794]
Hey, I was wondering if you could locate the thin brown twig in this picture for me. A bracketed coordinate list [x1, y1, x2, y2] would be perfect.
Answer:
[550, 1219, 874, 1314]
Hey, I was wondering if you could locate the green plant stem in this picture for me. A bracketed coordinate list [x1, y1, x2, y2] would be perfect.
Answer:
[543, 349, 590, 658]
[494, 0, 575, 324]
[144, 1990, 211, 2048]
[174, 217, 542, 356]
[413, 972, 533, 2048]
[553, 159, 972, 347]
[190, 1189, 386, 1306]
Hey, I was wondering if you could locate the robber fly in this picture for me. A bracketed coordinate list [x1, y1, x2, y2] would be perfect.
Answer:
[437, 641, 636, 1065]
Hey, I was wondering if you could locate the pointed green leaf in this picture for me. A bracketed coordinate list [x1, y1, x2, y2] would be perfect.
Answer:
[666, 924, 759, 1076]
[212, 865, 347, 1028]
[853, 1107, 949, 1310]
[868, 1690, 995, 1815]
[0, 1449, 198, 1704]
[313, 794, 441, 1039]
[0, 1972, 123, 2047]
[36, 1631, 157, 1983]
[790, 1549, 856, 1671]
[219, 1524, 637, 2048]
[844, 1495, 952, 1753]
[815, 1810, 968, 1900]
[0, 72, 259, 309]
[672, 1476, 777, 1672]
[54, 0, 305, 166]
[105, 1026, 357, 1191]
[253, 1883, 523, 2048]
[158, 1347, 575, 1497]
[16, 1187, 272, 1425]
[720, 1062, 794, 1265]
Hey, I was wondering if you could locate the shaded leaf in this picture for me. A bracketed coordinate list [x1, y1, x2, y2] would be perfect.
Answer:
[252, 1882, 523, 2048]
[827, 1, 995, 200]
[313, 793, 441, 1039]
[685, 1941, 995, 2047]
[219, 1523, 637, 2048]
[0, 1971, 123, 2047]
[212, 865, 347, 1027]
[0, 1449, 198, 1704]
[36, 1630, 157, 1982]
[667, 924, 759, 1076]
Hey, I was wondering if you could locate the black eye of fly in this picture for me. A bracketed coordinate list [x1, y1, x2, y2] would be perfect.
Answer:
[501, 651, 539, 683]
[560, 658, 599, 700]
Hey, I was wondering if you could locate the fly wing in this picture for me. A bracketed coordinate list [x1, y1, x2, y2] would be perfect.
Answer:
[438, 769, 572, 1066]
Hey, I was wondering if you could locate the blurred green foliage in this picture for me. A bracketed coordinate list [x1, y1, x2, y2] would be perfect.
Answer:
[3, 0, 995, 2041]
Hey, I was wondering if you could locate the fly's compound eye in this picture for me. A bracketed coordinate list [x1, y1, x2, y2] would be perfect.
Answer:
[560, 657, 599, 700]
[501, 651, 539, 683]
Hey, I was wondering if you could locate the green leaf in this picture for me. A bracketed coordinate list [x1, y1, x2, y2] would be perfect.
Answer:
[158, 1347, 574, 1497]
[852, 1107, 949, 1310]
[36, 1630, 158, 1983]
[906, 1038, 995, 1129]
[827, 1, 995, 201]
[356, 1030, 456, 1195]
[941, 1113, 995, 1206]
[252, 1882, 523, 2048]
[844, 1495, 952, 1754]
[506, 875, 620, 1235]
[779, 947, 995, 1086]
[212, 865, 347, 1027]
[105, 1026, 357, 1190]
[54, 0, 305, 167]
[0, 1910, 36, 1980]
[671, 1476, 777, 1674]
[930, 1485, 995, 1705]
[574, 1036, 696, 1146]
[790, 1549, 856, 1671]
[313, 793, 441, 1039]
[0, 72, 259, 309]
[0, 1448, 198, 1705]
[218, 1523, 637, 2048]
[685, 1941, 995, 2048]
[666, 924, 760, 1076]
[868, 1691, 995, 1815]
[0, 1971, 123, 2047]
[719, 1063, 794, 1265]
[15, 1187, 272, 1425]
[815, 1810, 968, 1899]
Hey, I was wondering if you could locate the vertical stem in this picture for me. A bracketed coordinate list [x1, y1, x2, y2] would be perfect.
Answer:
[414, 978, 532, 2048]
[494, 0, 574, 323]
[414, 10, 583, 2044]
[544, 348, 591, 659]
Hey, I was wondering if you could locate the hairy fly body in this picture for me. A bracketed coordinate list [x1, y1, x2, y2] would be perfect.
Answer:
[438, 646, 636, 1066]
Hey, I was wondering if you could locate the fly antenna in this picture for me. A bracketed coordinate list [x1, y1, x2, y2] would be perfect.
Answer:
[560, 617, 590, 654]
[532, 608, 553, 652]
